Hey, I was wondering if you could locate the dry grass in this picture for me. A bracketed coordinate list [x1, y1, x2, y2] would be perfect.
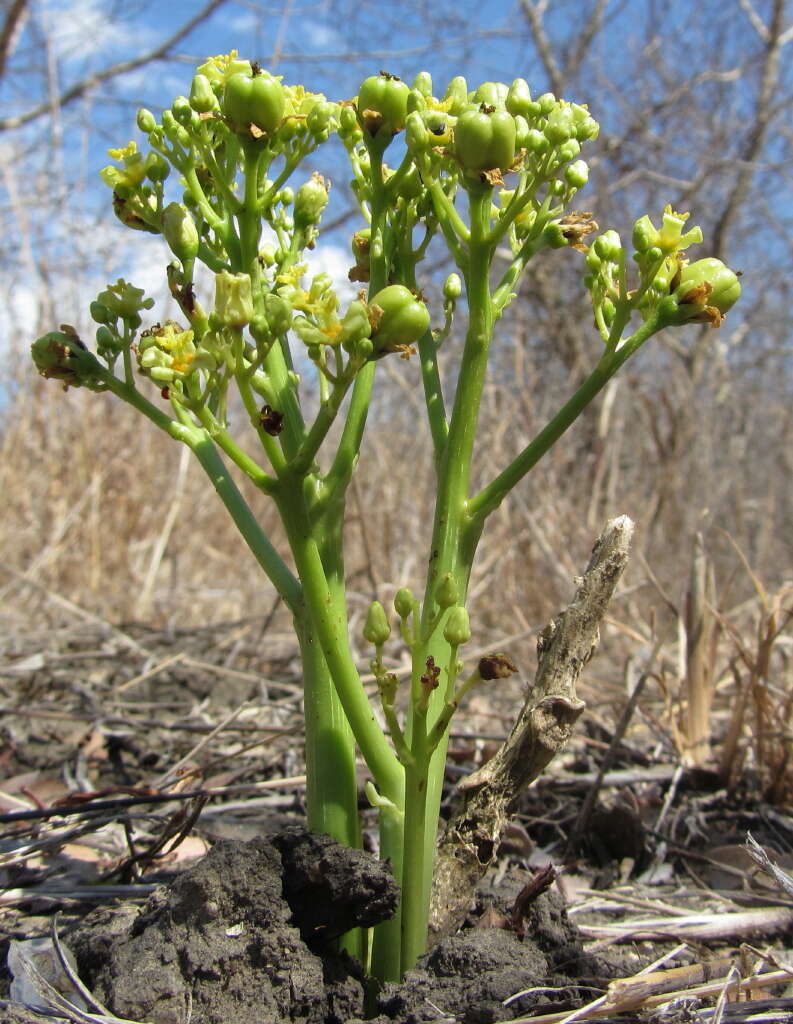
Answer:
[2, 298, 791, 795]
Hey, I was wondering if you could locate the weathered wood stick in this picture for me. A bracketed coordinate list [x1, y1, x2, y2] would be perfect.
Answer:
[428, 515, 635, 942]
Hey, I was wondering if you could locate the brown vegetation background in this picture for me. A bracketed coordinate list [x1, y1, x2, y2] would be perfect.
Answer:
[1, 0, 791, 786]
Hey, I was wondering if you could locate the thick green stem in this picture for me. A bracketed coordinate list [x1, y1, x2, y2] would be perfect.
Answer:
[296, 618, 359, 846]
[277, 485, 403, 802]
[399, 183, 496, 974]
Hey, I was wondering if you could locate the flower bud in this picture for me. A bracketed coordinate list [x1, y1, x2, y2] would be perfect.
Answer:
[525, 129, 549, 154]
[435, 573, 459, 609]
[263, 293, 292, 336]
[214, 271, 254, 329]
[412, 71, 433, 98]
[558, 139, 581, 162]
[472, 81, 509, 108]
[294, 173, 329, 229]
[339, 104, 359, 136]
[443, 273, 462, 301]
[407, 89, 427, 115]
[190, 73, 218, 113]
[32, 329, 104, 389]
[306, 100, 335, 137]
[364, 601, 391, 646]
[537, 92, 556, 115]
[565, 159, 589, 189]
[542, 222, 568, 249]
[405, 110, 430, 153]
[443, 76, 468, 115]
[443, 606, 471, 647]
[506, 78, 532, 118]
[144, 152, 170, 182]
[162, 203, 199, 262]
[136, 108, 157, 134]
[394, 587, 414, 619]
[593, 230, 622, 263]
[172, 95, 193, 126]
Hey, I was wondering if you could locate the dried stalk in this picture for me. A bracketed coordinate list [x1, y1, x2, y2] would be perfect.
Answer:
[428, 515, 634, 941]
[682, 532, 718, 766]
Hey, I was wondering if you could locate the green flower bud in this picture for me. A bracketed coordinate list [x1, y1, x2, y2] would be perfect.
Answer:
[95, 325, 117, 357]
[542, 222, 568, 248]
[339, 104, 359, 136]
[537, 93, 556, 115]
[405, 110, 430, 152]
[443, 273, 462, 301]
[435, 573, 459, 609]
[525, 129, 549, 153]
[190, 73, 219, 113]
[364, 601, 391, 646]
[294, 173, 329, 229]
[172, 95, 193, 125]
[162, 203, 199, 262]
[306, 100, 335, 137]
[394, 587, 414, 619]
[214, 271, 254, 329]
[471, 81, 509, 108]
[558, 139, 581, 162]
[513, 115, 530, 151]
[412, 71, 433, 98]
[144, 152, 170, 182]
[263, 293, 292, 336]
[32, 329, 105, 390]
[136, 108, 157, 134]
[565, 159, 589, 189]
[585, 250, 601, 272]
[407, 89, 427, 115]
[593, 230, 622, 263]
[443, 606, 471, 647]
[351, 228, 371, 265]
[339, 300, 372, 351]
[443, 76, 469, 115]
[506, 78, 532, 118]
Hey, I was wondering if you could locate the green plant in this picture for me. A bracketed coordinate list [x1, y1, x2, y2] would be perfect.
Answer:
[31, 56, 740, 980]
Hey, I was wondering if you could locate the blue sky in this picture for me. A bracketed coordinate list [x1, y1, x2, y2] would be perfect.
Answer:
[1, 0, 790, 370]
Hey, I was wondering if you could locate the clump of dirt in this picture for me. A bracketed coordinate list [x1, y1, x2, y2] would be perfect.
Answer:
[68, 829, 595, 1024]
[72, 827, 396, 1024]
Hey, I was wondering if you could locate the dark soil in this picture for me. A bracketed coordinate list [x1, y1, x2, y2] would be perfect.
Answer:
[64, 826, 597, 1024]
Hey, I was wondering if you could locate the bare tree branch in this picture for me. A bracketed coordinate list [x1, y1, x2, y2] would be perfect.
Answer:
[736, 0, 772, 40]
[517, 0, 563, 94]
[710, 0, 788, 257]
[0, 0, 231, 132]
[0, 0, 28, 81]
[565, 0, 608, 83]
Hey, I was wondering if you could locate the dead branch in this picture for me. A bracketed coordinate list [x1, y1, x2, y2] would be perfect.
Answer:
[428, 515, 634, 942]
